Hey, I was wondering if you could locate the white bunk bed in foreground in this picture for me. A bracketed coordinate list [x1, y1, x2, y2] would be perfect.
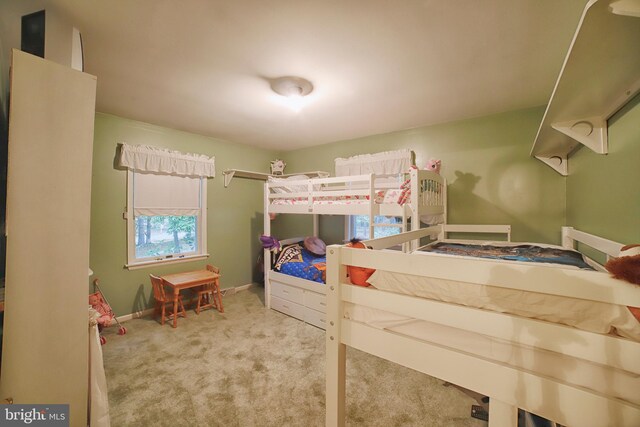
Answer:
[263, 168, 445, 328]
[325, 226, 640, 426]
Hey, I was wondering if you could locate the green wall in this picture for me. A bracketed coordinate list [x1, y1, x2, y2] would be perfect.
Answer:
[279, 106, 566, 245]
[567, 94, 640, 246]
[90, 113, 279, 316]
[78, 98, 640, 319]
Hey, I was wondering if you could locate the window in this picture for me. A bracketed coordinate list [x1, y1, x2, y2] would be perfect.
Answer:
[118, 143, 214, 268]
[126, 170, 207, 268]
[348, 215, 402, 240]
[134, 215, 197, 258]
[336, 149, 412, 242]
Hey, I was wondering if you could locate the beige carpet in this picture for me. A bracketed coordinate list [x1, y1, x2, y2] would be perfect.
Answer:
[101, 287, 485, 426]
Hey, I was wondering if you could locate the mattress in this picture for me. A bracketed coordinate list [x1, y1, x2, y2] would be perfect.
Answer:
[366, 241, 640, 341]
[344, 302, 640, 406]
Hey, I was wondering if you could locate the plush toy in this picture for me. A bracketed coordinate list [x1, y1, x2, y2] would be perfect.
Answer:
[426, 159, 441, 174]
[88, 293, 114, 327]
[270, 159, 286, 175]
[304, 236, 327, 256]
[346, 239, 375, 287]
[605, 244, 640, 286]
[259, 234, 281, 252]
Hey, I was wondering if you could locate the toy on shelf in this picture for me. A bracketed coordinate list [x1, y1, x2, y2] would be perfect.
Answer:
[270, 159, 286, 175]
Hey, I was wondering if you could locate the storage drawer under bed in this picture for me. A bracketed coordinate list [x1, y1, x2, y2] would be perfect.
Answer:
[304, 291, 327, 313]
[271, 281, 304, 304]
[304, 307, 326, 329]
[270, 295, 305, 320]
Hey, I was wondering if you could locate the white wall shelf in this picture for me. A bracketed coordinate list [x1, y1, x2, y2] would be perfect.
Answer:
[531, 0, 640, 175]
[222, 169, 329, 187]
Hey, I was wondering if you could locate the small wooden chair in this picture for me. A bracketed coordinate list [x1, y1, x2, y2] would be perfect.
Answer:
[196, 264, 224, 314]
[150, 274, 186, 325]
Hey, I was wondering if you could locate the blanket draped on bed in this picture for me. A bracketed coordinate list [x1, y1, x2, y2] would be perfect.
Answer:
[421, 243, 594, 270]
[275, 243, 327, 283]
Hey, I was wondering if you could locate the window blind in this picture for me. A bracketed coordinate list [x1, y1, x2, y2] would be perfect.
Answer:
[133, 172, 201, 216]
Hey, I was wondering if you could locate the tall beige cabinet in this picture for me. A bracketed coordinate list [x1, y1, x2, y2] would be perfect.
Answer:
[0, 50, 96, 426]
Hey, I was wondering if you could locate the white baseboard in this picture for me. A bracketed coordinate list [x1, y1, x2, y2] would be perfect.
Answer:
[115, 283, 256, 323]
[115, 307, 155, 324]
[221, 283, 254, 296]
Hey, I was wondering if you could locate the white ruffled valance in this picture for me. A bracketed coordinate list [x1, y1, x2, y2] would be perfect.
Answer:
[334, 149, 413, 176]
[118, 143, 215, 177]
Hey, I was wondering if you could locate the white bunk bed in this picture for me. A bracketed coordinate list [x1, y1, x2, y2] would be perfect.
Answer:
[263, 168, 446, 329]
[325, 226, 640, 427]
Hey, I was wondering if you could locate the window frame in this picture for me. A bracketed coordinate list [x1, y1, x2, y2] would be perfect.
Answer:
[125, 170, 208, 270]
[346, 215, 403, 241]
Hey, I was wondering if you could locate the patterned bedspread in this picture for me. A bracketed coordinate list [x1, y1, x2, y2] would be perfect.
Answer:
[274, 243, 327, 283]
[421, 242, 594, 270]
[270, 189, 404, 206]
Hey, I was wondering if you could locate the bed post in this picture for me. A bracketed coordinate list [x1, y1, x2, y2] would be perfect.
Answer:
[410, 167, 419, 233]
[562, 226, 574, 249]
[443, 177, 448, 225]
[442, 176, 448, 232]
[368, 173, 375, 239]
[313, 214, 319, 237]
[438, 223, 446, 241]
[409, 168, 420, 251]
[326, 244, 346, 427]
[264, 182, 271, 309]
[401, 213, 409, 253]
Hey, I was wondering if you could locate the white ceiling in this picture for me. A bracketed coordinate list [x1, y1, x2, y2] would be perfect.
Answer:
[48, 0, 587, 150]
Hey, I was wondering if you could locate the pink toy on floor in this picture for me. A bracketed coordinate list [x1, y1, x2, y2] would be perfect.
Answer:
[89, 279, 128, 343]
[89, 292, 114, 327]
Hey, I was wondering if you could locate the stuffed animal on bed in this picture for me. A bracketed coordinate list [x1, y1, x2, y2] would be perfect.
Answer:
[605, 244, 640, 286]
[259, 235, 281, 252]
[346, 239, 375, 287]
[304, 236, 326, 256]
[426, 159, 441, 174]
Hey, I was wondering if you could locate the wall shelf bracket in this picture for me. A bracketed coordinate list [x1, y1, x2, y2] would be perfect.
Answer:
[535, 155, 568, 176]
[530, 0, 640, 175]
[609, 0, 640, 17]
[223, 170, 236, 188]
[551, 117, 608, 155]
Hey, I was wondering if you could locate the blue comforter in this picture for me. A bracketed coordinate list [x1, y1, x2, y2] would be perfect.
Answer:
[421, 242, 594, 270]
[274, 243, 326, 283]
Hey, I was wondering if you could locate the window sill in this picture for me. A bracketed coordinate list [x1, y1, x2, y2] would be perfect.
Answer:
[125, 254, 210, 270]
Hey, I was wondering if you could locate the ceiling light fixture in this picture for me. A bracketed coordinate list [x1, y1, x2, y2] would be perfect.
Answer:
[271, 76, 314, 98]
[270, 76, 314, 112]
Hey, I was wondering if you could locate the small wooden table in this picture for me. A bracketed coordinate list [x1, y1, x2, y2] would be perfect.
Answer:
[161, 269, 221, 328]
